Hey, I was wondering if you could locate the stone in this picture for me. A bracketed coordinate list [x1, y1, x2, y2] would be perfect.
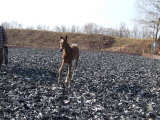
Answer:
[0, 48, 159, 119]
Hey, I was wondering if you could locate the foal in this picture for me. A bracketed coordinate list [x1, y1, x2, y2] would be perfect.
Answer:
[58, 35, 79, 87]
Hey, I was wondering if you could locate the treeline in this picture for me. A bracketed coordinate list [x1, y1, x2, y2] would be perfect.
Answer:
[1, 21, 153, 39]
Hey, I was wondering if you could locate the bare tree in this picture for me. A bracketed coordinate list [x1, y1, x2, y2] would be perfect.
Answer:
[75, 26, 80, 33]
[119, 22, 126, 38]
[71, 25, 76, 33]
[61, 25, 67, 32]
[135, 0, 160, 42]
[36, 24, 50, 31]
[83, 23, 107, 34]
[124, 28, 130, 38]
[1, 22, 10, 29]
[53, 26, 61, 32]
[97, 26, 106, 34]
[71, 25, 80, 33]
[83, 23, 99, 34]
[92, 23, 99, 34]
[83, 23, 93, 33]
[132, 26, 139, 38]
[1, 21, 23, 29]
[36, 25, 43, 30]
[43, 25, 50, 31]
[26, 26, 35, 30]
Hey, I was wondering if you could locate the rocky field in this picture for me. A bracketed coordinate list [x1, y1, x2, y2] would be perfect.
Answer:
[0, 48, 160, 120]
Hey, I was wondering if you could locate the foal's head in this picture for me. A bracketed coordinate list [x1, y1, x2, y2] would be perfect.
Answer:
[59, 35, 68, 52]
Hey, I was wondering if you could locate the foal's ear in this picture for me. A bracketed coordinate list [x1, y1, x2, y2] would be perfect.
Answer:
[60, 35, 62, 39]
[65, 35, 67, 40]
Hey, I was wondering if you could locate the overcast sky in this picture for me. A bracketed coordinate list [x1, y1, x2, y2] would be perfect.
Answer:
[0, 0, 137, 29]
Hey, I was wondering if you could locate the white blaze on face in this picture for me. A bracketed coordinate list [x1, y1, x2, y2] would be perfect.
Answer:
[60, 39, 64, 50]
[61, 39, 64, 43]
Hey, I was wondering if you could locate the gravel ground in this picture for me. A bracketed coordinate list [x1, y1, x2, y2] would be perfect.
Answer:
[0, 48, 160, 120]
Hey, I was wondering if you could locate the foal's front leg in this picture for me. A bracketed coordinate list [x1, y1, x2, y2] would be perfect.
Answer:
[58, 60, 65, 83]
[65, 62, 72, 87]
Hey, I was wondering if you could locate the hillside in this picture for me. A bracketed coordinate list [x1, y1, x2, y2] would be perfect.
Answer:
[6, 29, 152, 53]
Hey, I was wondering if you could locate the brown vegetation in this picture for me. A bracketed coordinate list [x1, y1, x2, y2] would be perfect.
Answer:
[6, 29, 115, 50]
[6, 29, 153, 53]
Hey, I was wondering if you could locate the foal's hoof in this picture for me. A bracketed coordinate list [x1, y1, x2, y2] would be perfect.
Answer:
[58, 80, 61, 83]
[65, 79, 68, 83]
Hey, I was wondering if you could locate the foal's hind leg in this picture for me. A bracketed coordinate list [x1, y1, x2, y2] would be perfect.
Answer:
[72, 55, 79, 79]
[58, 60, 65, 83]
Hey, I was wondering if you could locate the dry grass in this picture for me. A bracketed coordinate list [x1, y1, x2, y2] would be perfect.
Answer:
[6, 29, 153, 53]
[110, 38, 152, 53]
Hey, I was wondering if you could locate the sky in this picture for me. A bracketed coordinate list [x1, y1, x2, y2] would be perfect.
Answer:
[0, 0, 137, 30]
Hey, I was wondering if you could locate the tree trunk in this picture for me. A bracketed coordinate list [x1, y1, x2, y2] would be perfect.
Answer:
[155, 19, 160, 43]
